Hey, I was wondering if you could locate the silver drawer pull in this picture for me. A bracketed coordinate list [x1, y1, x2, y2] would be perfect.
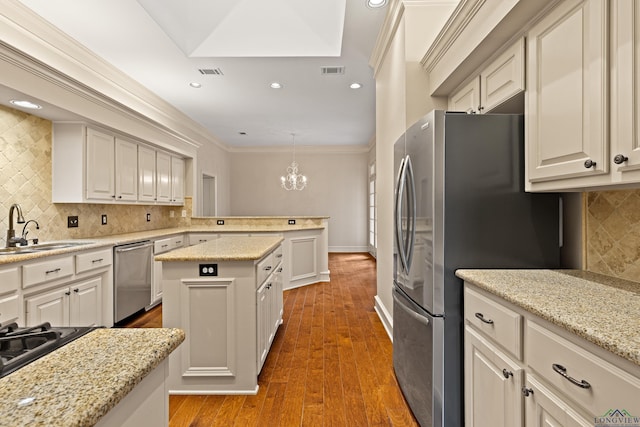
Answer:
[91, 258, 104, 263]
[552, 364, 591, 389]
[276, 254, 283, 258]
[264, 266, 272, 271]
[45, 268, 61, 275]
[474, 312, 494, 325]
[162, 244, 169, 248]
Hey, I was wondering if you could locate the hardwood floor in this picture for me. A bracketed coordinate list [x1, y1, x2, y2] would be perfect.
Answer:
[124, 252, 418, 426]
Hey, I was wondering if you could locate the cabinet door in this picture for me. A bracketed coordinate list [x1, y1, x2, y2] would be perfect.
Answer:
[171, 156, 185, 204]
[138, 145, 157, 202]
[449, 77, 480, 113]
[156, 151, 172, 203]
[481, 38, 525, 112]
[611, 0, 640, 179]
[70, 277, 102, 327]
[524, 375, 591, 427]
[465, 326, 524, 427]
[25, 287, 70, 326]
[115, 137, 138, 201]
[273, 265, 283, 328]
[256, 280, 270, 372]
[526, 0, 608, 184]
[86, 128, 115, 200]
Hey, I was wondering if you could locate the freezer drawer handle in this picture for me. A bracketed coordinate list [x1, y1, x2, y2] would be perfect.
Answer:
[552, 364, 591, 389]
[474, 312, 494, 325]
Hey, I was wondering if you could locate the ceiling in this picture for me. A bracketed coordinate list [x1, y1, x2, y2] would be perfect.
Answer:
[14, 0, 390, 148]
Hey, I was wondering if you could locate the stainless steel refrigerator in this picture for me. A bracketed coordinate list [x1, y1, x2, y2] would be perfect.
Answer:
[392, 110, 561, 426]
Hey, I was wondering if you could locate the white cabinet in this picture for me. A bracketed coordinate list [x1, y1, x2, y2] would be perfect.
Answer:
[610, 0, 640, 182]
[25, 276, 102, 327]
[465, 284, 640, 426]
[52, 123, 185, 205]
[152, 235, 185, 305]
[85, 127, 116, 201]
[256, 245, 284, 373]
[22, 248, 112, 327]
[525, 0, 609, 190]
[448, 38, 525, 114]
[0, 265, 21, 325]
[137, 145, 157, 202]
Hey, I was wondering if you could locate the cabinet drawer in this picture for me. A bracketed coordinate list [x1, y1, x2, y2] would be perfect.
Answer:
[0, 293, 19, 324]
[76, 248, 113, 275]
[256, 253, 275, 286]
[526, 320, 640, 416]
[189, 233, 217, 246]
[0, 265, 20, 295]
[464, 287, 523, 359]
[23, 256, 74, 288]
[273, 245, 283, 267]
[154, 237, 173, 254]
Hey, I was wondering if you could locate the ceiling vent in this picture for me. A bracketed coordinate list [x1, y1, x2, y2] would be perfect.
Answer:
[321, 66, 345, 75]
[198, 68, 224, 76]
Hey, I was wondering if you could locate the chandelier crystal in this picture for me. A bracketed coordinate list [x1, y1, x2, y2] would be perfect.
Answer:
[280, 134, 307, 191]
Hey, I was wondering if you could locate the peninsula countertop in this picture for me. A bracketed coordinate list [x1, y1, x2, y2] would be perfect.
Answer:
[0, 328, 184, 427]
[155, 235, 283, 262]
[455, 269, 640, 367]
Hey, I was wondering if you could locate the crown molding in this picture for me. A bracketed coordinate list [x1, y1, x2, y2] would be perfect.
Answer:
[228, 144, 371, 154]
[1, 0, 231, 154]
[369, 0, 406, 76]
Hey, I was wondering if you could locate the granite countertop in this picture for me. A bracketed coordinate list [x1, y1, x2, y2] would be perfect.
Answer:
[456, 269, 640, 366]
[155, 235, 283, 262]
[0, 328, 184, 427]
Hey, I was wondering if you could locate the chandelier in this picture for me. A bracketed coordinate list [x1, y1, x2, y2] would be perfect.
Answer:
[280, 133, 307, 191]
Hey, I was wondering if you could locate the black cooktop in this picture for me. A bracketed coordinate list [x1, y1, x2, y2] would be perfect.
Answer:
[0, 322, 99, 378]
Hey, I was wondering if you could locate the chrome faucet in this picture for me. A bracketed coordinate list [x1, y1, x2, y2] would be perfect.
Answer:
[6, 204, 26, 247]
[21, 219, 40, 245]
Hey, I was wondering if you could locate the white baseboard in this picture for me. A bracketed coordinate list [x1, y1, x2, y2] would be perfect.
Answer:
[374, 295, 393, 342]
[168, 386, 259, 395]
[328, 246, 369, 252]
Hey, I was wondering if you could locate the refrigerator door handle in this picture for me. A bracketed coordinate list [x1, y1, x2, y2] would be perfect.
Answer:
[404, 155, 417, 272]
[395, 157, 409, 273]
[393, 288, 430, 326]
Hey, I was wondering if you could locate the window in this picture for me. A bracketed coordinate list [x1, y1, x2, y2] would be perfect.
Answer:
[368, 162, 377, 256]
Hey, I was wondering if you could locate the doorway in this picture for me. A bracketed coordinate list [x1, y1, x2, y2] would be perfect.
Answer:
[202, 174, 217, 216]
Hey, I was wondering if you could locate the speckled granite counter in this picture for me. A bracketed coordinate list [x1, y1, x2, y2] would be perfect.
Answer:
[155, 235, 283, 262]
[455, 269, 640, 366]
[0, 328, 184, 427]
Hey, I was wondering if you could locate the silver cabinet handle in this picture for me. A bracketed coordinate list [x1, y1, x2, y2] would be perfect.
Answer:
[552, 364, 591, 389]
[502, 369, 513, 379]
[614, 154, 628, 164]
[45, 268, 61, 275]
[91, 258, 104, 263]
[584, 159, 596, 169]
[474, 312, 494, 324]
[264, 266, 272, 271]
[522, 387, 534, 397]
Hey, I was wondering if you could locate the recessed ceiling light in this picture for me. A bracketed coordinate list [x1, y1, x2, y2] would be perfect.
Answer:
[9, 99, 42, 110]
[366, 0, 388, 8]
[189, 82, 202, 88]
[350, 83, 362, 89]
[270, 82, 282, 89]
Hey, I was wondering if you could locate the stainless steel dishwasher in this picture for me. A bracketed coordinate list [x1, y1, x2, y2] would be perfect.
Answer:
[114, 240, 153, 323]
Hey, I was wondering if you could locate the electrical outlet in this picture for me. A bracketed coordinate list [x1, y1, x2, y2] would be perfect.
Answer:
[67, 216, 79, 228]
[101, 214, 107, 225]
[217, 220, 225, 225]
[288, 219, 296, 225]
[146, 213, 151, 222]
[181, 209, 187, 218]
[199, 264, 218, 277]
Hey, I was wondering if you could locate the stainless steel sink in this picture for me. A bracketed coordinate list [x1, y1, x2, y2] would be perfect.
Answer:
[0, 241, 92, 255]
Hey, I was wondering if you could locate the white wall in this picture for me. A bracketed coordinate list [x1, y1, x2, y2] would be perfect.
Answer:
[195, 142, 232, 216]
[229, 149, 369, 252]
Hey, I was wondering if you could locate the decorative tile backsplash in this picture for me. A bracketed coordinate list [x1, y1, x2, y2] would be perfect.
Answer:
[585, 190, 640, 282]
[0, 105, 188, 245]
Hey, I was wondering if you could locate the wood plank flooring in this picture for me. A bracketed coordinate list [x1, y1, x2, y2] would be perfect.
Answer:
[123, 252, 418, 426]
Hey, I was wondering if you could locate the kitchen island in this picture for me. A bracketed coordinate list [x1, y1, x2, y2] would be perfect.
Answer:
[0, 327, 184, 427]
[158, 235, 284, 395]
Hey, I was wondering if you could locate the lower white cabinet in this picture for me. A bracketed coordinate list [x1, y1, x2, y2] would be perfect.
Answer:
[25, 276, 102, 327]
[256, 249, 283, 373]
[464, 325, 524, 427]
[0, 265, 21, 325]
[464, 284, 640, 426]
[152, 235, 185, 305]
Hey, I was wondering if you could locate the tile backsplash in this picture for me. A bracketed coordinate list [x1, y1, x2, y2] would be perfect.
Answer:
[0, 105, 188, 245]
[585, 190, 640, 282]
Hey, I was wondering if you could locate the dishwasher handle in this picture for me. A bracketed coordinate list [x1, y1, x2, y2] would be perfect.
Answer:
[115, 241, 153, 253]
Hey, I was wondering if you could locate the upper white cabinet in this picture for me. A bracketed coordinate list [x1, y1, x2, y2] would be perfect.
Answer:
[448, 38, 525, 114]
[52, 123, 185, 205]
[526, 0, 609, 190]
